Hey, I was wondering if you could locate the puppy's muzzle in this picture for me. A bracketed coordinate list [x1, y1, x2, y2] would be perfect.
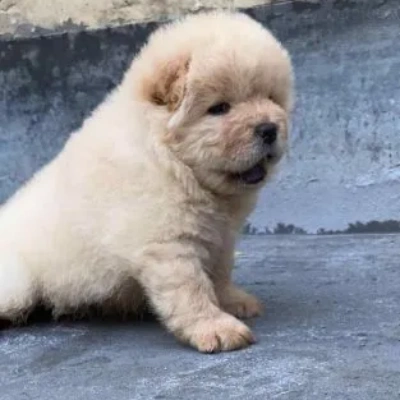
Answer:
[254, 122, 278, 145]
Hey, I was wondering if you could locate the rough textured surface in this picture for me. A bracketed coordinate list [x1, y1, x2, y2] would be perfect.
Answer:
[0, 0, 272, 38]
[1, 234, 400, 399]
[1, 0, 400, 233]
[254, 0, 400, 233]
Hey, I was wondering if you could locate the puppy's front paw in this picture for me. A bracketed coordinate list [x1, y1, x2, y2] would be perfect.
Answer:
[184, 313, 255, 353]
[219, 286, 263, 319]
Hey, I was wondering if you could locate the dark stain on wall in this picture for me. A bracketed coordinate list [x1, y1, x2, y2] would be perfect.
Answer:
[243, 221, 309, 235]
[0, 22, 158, 202]
[317, 220, 400, 235]
[243, 220, 400, 235]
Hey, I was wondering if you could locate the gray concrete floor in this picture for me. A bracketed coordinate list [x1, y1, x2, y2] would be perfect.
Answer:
[1, 234, 400, 399]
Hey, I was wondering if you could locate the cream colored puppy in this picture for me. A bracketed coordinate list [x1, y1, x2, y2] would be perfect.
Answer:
[0, 11, 293, 352]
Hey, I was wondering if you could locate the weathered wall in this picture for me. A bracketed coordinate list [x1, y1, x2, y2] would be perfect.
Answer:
[0, 0, 270, 38]
[253, 0, 400, 233]
[1, 0, 399, 234]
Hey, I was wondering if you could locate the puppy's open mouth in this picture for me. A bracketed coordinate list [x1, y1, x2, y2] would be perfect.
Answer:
[231, 159, 268, 185]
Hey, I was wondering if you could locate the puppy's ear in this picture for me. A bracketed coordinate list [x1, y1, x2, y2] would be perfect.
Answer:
[149, 55, 190, 113]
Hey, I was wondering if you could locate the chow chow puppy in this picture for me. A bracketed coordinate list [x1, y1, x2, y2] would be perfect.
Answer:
[0, 11, 293, 352]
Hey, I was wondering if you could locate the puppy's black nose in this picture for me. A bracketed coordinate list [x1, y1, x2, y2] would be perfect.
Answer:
[255, 122, 278, 145]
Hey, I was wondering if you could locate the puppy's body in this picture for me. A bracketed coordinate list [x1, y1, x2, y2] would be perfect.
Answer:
[0, 12, 293, 352]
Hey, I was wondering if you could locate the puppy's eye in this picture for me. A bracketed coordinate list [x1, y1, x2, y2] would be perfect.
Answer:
[207, 102, 231, 116]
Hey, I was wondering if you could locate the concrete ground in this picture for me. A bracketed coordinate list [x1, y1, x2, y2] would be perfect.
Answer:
[1, 234, 399, 400]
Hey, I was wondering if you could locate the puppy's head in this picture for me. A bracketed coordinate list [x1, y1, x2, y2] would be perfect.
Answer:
[134, 11, 294, 195]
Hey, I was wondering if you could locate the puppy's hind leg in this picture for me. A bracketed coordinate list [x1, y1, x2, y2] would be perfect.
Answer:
[214, 237, 263, 319]
[0, 255, 37, 323]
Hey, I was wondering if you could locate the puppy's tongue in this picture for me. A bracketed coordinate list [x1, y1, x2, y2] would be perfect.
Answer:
[238, 163, 266, 185]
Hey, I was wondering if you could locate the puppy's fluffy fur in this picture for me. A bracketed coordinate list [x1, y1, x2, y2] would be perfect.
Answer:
[0, 11, 293, 352]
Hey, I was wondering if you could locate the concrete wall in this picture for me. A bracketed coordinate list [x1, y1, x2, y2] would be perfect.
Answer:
[0, 0, 270, 38]
[1, 0, 400, 234]
[253, 0, 400, 234]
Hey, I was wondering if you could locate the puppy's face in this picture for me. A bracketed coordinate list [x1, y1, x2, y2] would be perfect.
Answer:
[140, 15, 293, 195]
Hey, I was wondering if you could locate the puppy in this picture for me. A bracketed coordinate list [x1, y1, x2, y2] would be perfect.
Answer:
[0, 11, 293, 352]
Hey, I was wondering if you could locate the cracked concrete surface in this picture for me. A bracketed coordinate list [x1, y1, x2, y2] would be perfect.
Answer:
[1, 235, 400, 399]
